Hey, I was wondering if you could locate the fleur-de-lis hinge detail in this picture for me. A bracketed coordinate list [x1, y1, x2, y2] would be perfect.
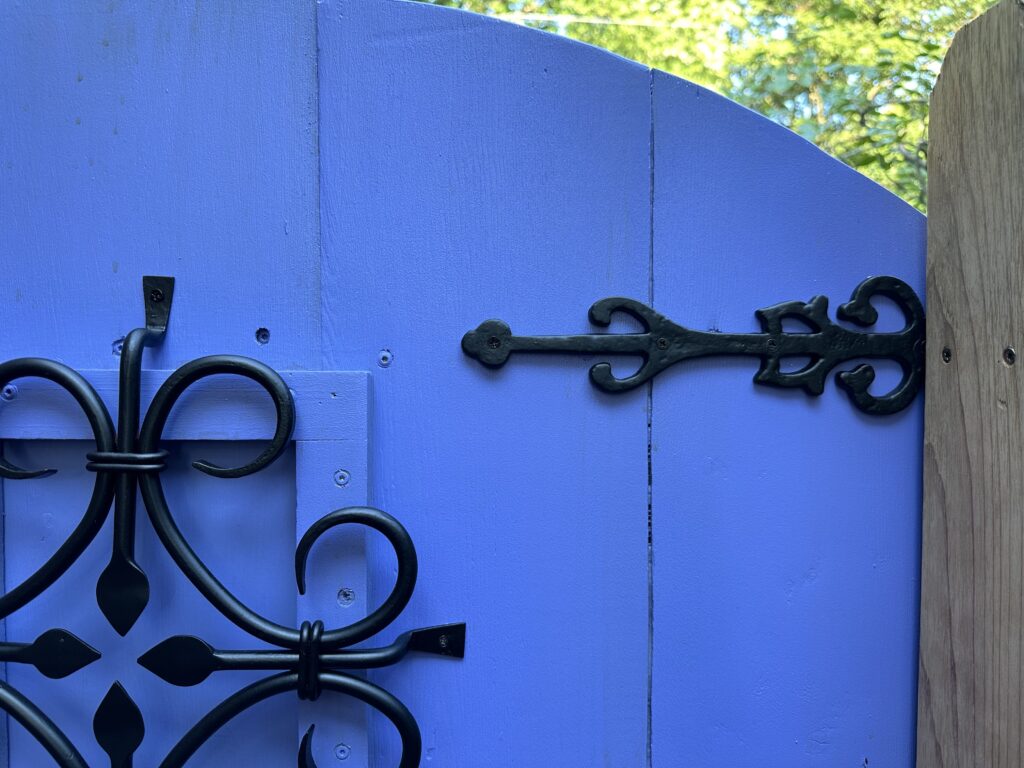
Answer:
[462, 275, 925, 416]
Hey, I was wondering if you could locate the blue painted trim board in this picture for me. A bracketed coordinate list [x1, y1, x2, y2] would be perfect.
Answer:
[0, 372, 369, 442]
[0, 442, 7, 767]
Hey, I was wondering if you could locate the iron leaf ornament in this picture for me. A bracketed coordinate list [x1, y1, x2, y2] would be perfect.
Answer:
[462, 275, 925, 416]
[93, 683, 145, 768]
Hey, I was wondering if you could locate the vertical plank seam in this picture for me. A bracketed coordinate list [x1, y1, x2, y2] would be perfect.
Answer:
[294, 438, 304, 759]
[314, 0, 325, 367]
[311, 2, 325, 759]
[646, 66, 656, 768]
[0, 441, 7, 768]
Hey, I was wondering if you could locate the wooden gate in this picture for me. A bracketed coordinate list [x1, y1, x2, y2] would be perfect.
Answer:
[0, 1, 930, 765]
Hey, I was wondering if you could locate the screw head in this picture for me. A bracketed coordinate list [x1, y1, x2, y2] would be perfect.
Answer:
[0, 384, 18, 402]
[1005, 346, 1017, 366]
[337, 587, 356, 607]
[438, 634, 449, 650]
[149, 288, 164, 303]
[656, 337, 670, 351]
[487, 335, 502, 350]
[255, 327, 270, 345]
[942, 346, 952, 364]
[334, 743, 351, 761]
[377, 349, 393, 368]
[333, 469, 350, 487]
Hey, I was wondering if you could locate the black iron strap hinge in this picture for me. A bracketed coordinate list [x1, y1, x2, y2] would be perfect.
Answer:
[462, 276, 925, 416]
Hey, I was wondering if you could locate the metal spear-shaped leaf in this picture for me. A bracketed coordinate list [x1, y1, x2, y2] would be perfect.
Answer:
[93, 682, 144, 768]
[0, 629, 100, 679]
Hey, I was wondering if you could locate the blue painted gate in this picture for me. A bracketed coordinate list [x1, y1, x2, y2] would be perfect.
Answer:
[0, 1, 925, 766]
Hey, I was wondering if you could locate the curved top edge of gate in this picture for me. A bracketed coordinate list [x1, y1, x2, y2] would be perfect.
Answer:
[391, 0, 924, 217]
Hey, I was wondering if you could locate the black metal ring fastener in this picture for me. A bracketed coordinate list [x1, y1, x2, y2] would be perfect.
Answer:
[139, 506, 465, 768]
[462, 275, 926, 416]
[0, 277, 465, 767]
[297, 620, 325, 701]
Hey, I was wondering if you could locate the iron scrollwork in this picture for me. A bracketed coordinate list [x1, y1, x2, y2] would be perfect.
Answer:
[462, 275, 926, 416]
[0, 277, 464, 766]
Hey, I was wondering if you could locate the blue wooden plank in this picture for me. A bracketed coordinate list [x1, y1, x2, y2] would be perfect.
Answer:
[317, 2, 652, 764]
[649, 72, 926, 767]
[0, 0, 320, 373]
[295, 435, 371, 765]
[0, 2, 323, 761]
[0, 444, 7, 768]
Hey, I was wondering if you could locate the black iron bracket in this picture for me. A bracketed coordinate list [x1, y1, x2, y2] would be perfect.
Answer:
[462, 275, 925, 416]
[0, 277, 465, 767]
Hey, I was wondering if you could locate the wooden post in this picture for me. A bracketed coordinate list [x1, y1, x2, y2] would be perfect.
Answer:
[918, 1, 1024, 765]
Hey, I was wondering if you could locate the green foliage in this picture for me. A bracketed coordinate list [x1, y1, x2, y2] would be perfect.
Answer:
[419, 0, 998, 210]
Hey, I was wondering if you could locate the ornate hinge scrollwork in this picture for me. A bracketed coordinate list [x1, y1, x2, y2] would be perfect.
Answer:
[462, 275, 925, 416]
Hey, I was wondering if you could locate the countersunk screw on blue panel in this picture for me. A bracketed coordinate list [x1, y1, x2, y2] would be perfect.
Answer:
[333, 469, 350, 487]
[377, 349, 393, 368]
[334, 743, 351, 761]
[336, 587, 355, 607]
[112, 337, 125, 356]
[1, 384, 18, 402]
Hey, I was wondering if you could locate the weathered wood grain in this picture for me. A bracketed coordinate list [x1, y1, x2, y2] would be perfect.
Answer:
[918, 2, 1024, 765]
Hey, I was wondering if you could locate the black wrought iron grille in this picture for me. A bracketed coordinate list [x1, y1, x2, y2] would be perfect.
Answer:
[0, 277, 465, 768]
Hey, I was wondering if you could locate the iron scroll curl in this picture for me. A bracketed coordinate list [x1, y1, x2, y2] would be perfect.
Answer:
[0, 680, 89, 768]
[0, 359, 116, 618]
[161, 674, 420, 768]
[131, 357, 463, 765]
[133, 356, 439, 763]
[136, 357, 416, 649]
[135, 354, 303, 647]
